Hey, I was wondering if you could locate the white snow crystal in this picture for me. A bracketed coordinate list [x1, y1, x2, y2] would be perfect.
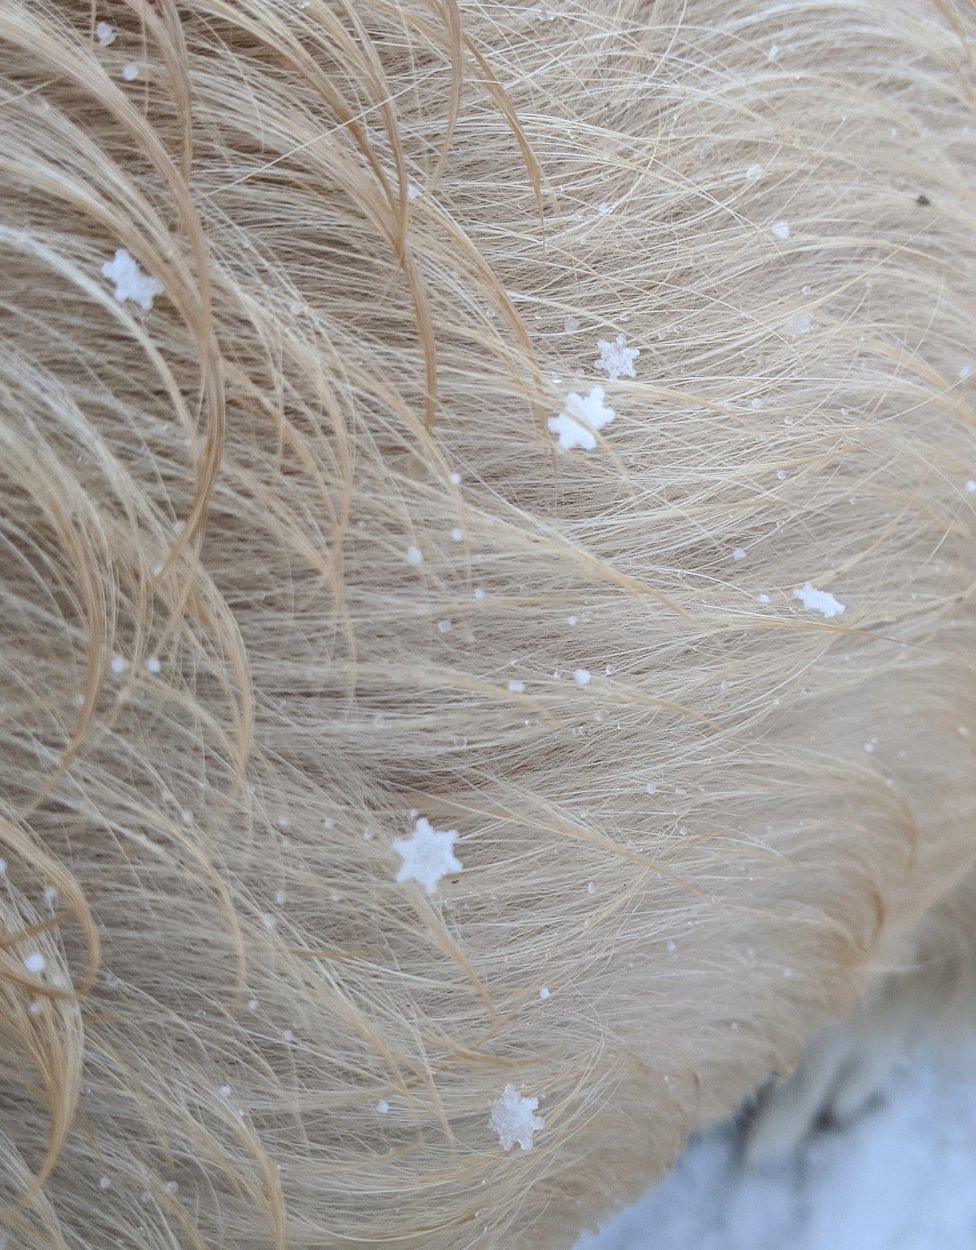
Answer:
[548, 387, 616, 451]
[793, 583, 845, 618]
[24, 953, 46, 974]
[507, 679, 525, 694]
[406, 546, 423, 566]
[95, 21, 116, 46]
[786, 311, 814, 337]
[393, 816, 462, 895]
[101, 249, 163, 312]
[772, 220, 790, 240]
[376, 1099, 390, 1115]
[145, 656, 161, 674]
[746, 163, 763, 181]
[122, 62, 139, 81]
[489, 1084, 545, 1151]
[539, 986, 550, 1001]
[574, 668, 591, 687]
[594, 333, 639, 380]
[965, 480, 975, 493]
[110, 654, 128, 675]
[732, 547, 746, 561]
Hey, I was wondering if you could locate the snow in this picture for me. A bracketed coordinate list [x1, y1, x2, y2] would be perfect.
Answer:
[793, 583, 845, 618]
[490, 1083, 545, 1151]
[772, 220, 791, 240]
[594, 334, 639, 380]
[549, 388, 616, 451]
[393, 816, 462, 895]
[576, 1053, 976, 1250]
[101, 249, 163, 311]
[786, 311, 815, 336]
[95, 21, 116, 46]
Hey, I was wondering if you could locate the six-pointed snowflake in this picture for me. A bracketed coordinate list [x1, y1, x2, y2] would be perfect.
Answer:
[594, 333, 639, 380]
[101, 248, 164, 312]
[393, 817, 462, 894]
[490, 1084, 545, 1151]
[548, 387, 616, 451]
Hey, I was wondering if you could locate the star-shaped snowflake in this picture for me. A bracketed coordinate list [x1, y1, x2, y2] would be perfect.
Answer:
[101, 249, 164, 312]
[594, 333, 639, 380]
[392, 817, 462, 895]
[547, 386, 616, 451]
[489, 1084, 545, 1151]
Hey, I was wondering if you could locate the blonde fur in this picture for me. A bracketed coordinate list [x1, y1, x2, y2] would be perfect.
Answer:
[1, 1, 976, 1246]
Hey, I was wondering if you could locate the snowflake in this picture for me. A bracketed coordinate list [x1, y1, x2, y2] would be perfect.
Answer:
[785, 311, 814, 337]
[95, 21, 116, 46]
[489, 1084, 545, 1151]
[393, 817, 462, 894]
[548, 387, 616, 451]
[101, 249, 163, 312]
[594, 333, 639, 380]
[793, 583, 845, 618]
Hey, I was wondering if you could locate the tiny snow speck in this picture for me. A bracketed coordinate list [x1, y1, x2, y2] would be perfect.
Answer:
[594, 333, 639, 380]
[102, 249, 163, 312]
[490, 1084, 545, 1151]
[548, 387, 616, 451]
[393, 817, 462, 895]
[793, 583, 845, 618]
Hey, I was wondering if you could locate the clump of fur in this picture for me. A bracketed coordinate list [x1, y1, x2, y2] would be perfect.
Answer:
[0, 2, 974, 1247]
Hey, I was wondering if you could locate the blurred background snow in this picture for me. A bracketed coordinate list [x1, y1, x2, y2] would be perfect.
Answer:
[576, 1053, 976, 1250]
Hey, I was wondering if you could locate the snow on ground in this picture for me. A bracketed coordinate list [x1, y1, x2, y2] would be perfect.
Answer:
[576, 1053, 976, 1250]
